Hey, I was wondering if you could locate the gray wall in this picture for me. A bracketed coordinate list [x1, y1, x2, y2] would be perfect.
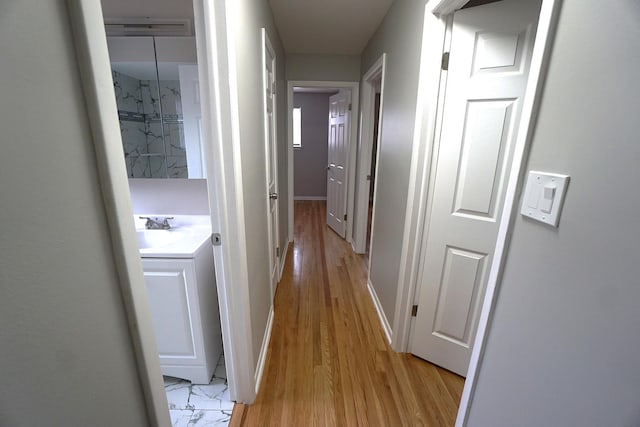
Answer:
[230, 0, 288, 372]
[129, 179, 210, 215]
[0, 2, 148, 425]
[467, 1, 640, 425]
[286, 54, 361, 81]
[359, 0, 426, 324]
[293, 93, 330, 198]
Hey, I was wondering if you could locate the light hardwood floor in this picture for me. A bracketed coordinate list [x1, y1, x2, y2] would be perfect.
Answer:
[231, 201, 464, 426]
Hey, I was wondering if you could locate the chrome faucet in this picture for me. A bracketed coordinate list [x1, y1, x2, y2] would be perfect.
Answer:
[140, 216, 174, 230]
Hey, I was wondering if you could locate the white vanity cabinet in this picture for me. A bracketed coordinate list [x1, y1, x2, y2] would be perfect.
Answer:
[141, 242, 221, 384]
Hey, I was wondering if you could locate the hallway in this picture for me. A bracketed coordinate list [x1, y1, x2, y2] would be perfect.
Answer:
[233, 201, 464, 426]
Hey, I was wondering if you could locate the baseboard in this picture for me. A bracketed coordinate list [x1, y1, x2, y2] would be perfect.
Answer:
[278, 239, 290, 282]
[293, 196, 326, 201]
[367, 279, 393, 345]
[254, 306, 274, 394]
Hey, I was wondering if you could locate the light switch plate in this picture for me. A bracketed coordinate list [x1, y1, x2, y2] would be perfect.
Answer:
[520, 171, 570, 227]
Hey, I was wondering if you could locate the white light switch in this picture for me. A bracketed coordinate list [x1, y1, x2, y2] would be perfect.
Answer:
[520, 171, 569, 227]
[540, 183, 556, 213]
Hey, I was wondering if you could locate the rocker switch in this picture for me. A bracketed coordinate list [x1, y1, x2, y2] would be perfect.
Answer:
[541, 184, 556, 213]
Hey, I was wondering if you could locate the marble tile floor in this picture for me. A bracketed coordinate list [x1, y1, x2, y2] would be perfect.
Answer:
[164, 353, 233, 426]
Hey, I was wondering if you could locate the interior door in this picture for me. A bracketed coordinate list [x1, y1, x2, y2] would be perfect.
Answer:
[327, 90, 350, 237]
[263, 31, 279, 300]
[410, 0, 541, 376]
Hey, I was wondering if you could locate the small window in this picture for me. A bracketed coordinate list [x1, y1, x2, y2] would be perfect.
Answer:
[293, 107, 302, 148]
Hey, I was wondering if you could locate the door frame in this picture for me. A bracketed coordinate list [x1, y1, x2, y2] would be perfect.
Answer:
[66, 1, 171, 425]
[261, 28, 280, 300]
[286, 80, 360, 243]
[192, 0, 257, 404]
[393, 0, 563, 425]
[352, 54, 386, 255]
[69, 0, 259, 420]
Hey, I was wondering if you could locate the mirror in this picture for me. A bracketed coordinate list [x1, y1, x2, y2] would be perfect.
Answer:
[107, 36, 204, 179]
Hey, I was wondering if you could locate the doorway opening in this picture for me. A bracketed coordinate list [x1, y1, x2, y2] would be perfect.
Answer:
[286, 81, 360, 245]
[353, 54, 386, 256]
[100, 1, 232, 424]
[366, 92, 380, 255]
[291, 87, 338, 203]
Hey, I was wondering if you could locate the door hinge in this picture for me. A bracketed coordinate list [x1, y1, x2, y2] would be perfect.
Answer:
[411, 305, 419, 317]
[366, 174, 372, 181]
[276, 246, 280, 257]
[343, 214, 347, 221]
[441, 52, 450, 71]
[348, 103, 352, 111]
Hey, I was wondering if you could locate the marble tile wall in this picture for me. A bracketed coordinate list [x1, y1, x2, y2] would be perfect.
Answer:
[112, 70, 188, 179]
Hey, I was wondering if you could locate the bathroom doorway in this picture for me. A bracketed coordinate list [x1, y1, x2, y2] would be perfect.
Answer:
[100, 0, 232, 424]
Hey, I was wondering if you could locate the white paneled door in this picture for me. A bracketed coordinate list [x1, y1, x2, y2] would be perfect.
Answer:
[327, 90, 350, 238]
[410, 0, 541, 376]
[263, 30, 279, 301]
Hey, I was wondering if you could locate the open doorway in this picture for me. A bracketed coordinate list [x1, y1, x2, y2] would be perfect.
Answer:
[291, 87, 338, 202]
[353, 54, 386, 256]
[286, 81, 360, 244]
[100, 1, 231, 424]
[366, 89, 381, 255]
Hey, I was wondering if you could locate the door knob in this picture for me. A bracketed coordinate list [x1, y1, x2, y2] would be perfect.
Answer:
[269, 192, 278, 200]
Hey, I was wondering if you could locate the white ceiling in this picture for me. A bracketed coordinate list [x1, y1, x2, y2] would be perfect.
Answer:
[269, 0, 394, 54]
[101, 0, 394, 55]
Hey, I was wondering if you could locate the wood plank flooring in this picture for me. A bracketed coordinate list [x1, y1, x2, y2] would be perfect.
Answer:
[235, 201, 464, 426]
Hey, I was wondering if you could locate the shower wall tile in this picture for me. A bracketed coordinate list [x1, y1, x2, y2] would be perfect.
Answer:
[164, 122, 186, 155]
[141, 80, 161, 117]
[148, 155, 167, 178]
[167, 155, 188, 179]
[112, 71, 189, 178]
[160, 80, 183, 115]
[112, 70, 143, 113]
[120, 120, 147, 156]
[146, 122, 165, 155]
[129, 156, 151, 179]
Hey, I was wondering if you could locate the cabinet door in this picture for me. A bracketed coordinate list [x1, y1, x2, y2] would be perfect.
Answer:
[142, 258, 203, 365]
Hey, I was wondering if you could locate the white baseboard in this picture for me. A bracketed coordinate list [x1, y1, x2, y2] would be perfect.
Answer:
[293, 196, 326, 200]
[367, 279, 392, 345]
[254, 306, 274, 394]
[278, 239, 290, 282]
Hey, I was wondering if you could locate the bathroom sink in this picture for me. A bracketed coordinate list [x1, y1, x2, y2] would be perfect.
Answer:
[133, 215, 213, 258]
[134, 214, 211, 258]
[136, 230, 184, 250]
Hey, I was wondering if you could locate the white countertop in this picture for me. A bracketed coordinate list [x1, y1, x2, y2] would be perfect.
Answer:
[134, 215, 212, 259]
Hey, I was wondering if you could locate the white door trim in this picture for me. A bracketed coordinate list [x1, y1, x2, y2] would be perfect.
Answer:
[286, 80, 360, 243]
[193, 0, 256, 404]
[393, 0, 563, 425]
[352, 54, 386, 254]
[67, 2, 171, 425]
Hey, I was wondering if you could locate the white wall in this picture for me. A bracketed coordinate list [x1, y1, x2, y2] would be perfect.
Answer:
[129, 179, 210, 214]
[286, 54, 361, 81]
[229, 0, 288, 372]
[359, 0, 426, 324]
[467, 1, 640, 425]
[0, 2, 148, 425]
